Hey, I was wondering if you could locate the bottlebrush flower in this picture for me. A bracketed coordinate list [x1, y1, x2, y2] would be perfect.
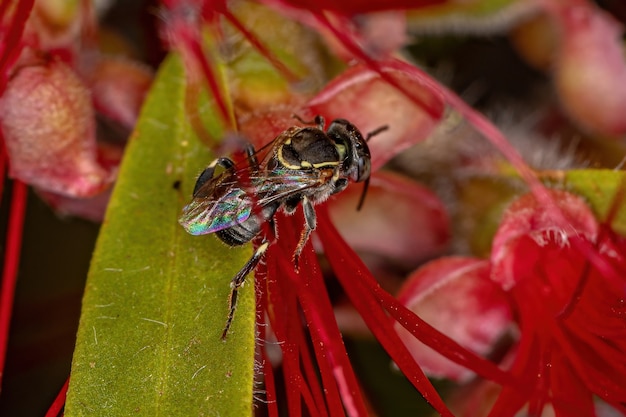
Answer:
[395, 189, 626, 416]
[161, 4, 519, 409]
[490, 189, 626, 416]
[230, 60, 520, 417]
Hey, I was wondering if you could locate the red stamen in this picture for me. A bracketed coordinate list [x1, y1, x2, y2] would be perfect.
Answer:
[317, 207, 514, 386]
[0, 1, 10, 23]
[315, 208, 456, 417]
[0, 180, 28, 385]
[0, 140, 6, 198]
[0, 0, 35, 94]
[488, 323, 540, 416]
[526, 343, 552, 416]
[295, 324, 331, 417]
[261, 349, 280, 417]
[265, 211, 367, 416]
[185, 35, 233, 128]
[161, 3, 234, 136]
[312, 13, 445, 121]
[265, 249, 335, 417]
[491, 231, 626, 416]
[556, 256, 592, 320]
[44, 377, 70, 417]
[264, 256, 307, 417]
[275, 223, 367, 416]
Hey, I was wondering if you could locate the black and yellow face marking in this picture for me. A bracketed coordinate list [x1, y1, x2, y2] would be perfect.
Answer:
[179, 114, 385, 339]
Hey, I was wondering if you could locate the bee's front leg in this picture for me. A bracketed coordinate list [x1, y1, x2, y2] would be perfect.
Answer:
[292, 114, 325, 130]
[243, 143, 259, 170]
[293, 197, 316, 270]
[221, 239, 270, 340]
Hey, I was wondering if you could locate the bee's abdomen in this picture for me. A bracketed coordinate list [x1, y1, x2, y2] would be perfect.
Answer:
[216, 202, 280, 246]
[216, 218, 260, 246]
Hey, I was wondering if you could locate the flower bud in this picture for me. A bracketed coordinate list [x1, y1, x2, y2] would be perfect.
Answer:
[0, 60, 113, 197]
[553, 5, 626, 136]
[87, 57, 153, 129]
[395, 257, 512, 382]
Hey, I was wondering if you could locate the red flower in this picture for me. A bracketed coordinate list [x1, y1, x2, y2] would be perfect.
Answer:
[490, 190, 626, 416]
[395, 189, 626, 416]
[233, 62, 517, 417]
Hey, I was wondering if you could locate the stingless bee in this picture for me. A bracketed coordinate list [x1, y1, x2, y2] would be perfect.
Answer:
[179, 115, 386, 339]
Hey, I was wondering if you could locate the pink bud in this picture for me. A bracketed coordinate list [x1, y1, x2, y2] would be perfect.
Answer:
[0, 60, 113, 197]
[309, 63, 444, 170]
[553, 5, 626, 136]
[33, 0, 79, 32]
[395, 257, 512, 382]
[354, 11, 407, 57]
[328, 170, 449, 267]
[87, 57, 153, 129]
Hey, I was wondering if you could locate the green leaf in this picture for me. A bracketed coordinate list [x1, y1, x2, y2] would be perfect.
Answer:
[65, 55, 256, 416]
[560, 169, 626, 234]
[456, 169, 626, 256]
[407, 0, 541, 33]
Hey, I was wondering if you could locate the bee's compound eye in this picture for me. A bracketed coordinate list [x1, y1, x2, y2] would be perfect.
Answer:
[356, 156, 371, 183]
[352, 136, 371, 183]
[327, 119, 352, 141]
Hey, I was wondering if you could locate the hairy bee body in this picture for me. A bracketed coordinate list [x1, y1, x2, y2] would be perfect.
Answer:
[179, 115, 378, 339]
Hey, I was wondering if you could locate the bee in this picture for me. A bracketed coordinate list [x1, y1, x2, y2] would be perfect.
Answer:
[179, 115, 386, 339]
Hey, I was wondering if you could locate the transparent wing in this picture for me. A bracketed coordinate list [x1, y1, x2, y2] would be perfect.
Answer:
[179, 185, 253, 235]
[254, 171, 327, 206]
[179, 168, 328, 236]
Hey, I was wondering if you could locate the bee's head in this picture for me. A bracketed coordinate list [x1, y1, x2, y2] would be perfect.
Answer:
[326, 119, 371, 183]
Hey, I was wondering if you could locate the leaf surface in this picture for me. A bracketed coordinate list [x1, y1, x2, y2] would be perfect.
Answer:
[562, 169, 626, 233]
[65, 55, 256, 416]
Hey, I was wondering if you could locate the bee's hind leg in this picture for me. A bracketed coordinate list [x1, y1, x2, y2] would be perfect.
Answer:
[221, 240, 270, 340]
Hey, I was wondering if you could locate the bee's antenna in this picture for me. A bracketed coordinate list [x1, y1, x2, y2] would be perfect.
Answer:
[356, 177, 369, 211]
[356, 125, 387, 210]
[366, 125, 388, 141]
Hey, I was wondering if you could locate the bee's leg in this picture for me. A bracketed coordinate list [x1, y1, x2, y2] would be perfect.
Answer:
[222, 240, 270, 340]
[292, 114, 325, 130]
[192, 157, 235, 196]
[267, 215, 278, 242]
[244, 143, 259, 169]
[293, 197, 316, 270]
